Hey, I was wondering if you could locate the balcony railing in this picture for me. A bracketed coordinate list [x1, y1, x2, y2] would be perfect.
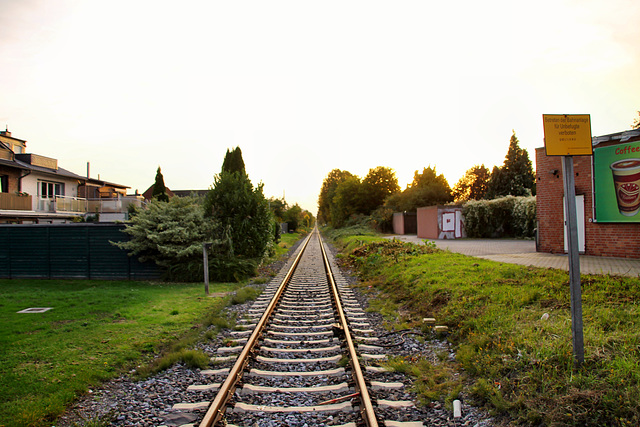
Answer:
[0, 193, 32, 210]
[52, 196, 88, 213]
[35, 196, 143, 214]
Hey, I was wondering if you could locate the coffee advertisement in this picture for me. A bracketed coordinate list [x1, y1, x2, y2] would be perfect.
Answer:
[593, 141, 640, 222]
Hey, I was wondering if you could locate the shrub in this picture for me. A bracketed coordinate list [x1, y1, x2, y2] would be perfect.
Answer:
[114, 196, 213, 280]
[463, 196, 536, 238]
[513, 196, 537, 237]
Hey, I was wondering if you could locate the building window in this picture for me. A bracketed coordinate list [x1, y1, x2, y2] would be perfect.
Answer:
[39, 181, 64, 198]
[0, 175, 7, 193]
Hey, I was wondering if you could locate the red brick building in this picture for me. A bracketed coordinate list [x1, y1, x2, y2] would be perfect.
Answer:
[536, 129, 640, 258]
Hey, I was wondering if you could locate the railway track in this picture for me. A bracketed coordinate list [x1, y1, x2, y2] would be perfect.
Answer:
[164, 229, 427, 427]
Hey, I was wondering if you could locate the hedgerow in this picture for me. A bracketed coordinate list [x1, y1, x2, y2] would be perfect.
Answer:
[463, 196, 536, 238]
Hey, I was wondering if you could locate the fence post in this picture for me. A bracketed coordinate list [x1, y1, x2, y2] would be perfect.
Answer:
[203, 242, 213, 295]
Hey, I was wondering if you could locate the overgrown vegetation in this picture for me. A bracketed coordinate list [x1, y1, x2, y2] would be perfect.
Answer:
[331, 230, 640, 426]
[463, 195, 536, 238]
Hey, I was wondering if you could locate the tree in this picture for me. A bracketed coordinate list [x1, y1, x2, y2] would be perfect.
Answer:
[204, 170, 273, 259]
[485, 166, 508, 199]
[485, 131, 535, 198]
[152, 167, 169, 202]
[330, 175, 367, 227]
[317, 169, 354, 225]
[453, 165, 491, 201]
[632, 111, 640, 130]
[221, 146, 246, 174]
[114, 196, 212, 280]
[268, 197, 287, 222]
[362, 166, 400, 213]
[385, 166, 453, 212]
[283, 203, 303, 231]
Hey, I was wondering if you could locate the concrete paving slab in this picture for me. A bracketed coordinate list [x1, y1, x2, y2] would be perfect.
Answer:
[386, 235, 640, 277]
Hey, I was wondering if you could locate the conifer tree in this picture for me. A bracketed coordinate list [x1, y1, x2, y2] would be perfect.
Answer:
[485, 132, 534, 198]
[152, 167, 169, 202]
[221, 147, 246, 174]
[204, 170, 272, 259]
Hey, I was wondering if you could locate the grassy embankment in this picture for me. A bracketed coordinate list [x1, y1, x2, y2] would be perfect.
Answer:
[325, 225, 640, 426]
[0, 231, 303, 427]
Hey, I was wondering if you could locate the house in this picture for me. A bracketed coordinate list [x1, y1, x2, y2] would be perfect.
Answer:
[536, 128, 640, 258]
[0, 129, 140, 224]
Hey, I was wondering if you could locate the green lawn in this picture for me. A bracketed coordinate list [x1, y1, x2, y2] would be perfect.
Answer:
[331, 235, 640, 426]
[0, 279, 236, 427]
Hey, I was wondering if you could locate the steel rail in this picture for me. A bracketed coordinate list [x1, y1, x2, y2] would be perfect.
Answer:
[318, 232, 379, 427]
[198, 231, 314, 427]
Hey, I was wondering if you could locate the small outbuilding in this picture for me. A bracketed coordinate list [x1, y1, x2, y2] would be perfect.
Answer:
[392, 212, 417, 235]
[417, 205, 465, 239]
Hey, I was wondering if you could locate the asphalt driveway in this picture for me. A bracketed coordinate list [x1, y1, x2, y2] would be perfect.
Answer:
[385, 235, 640, 277]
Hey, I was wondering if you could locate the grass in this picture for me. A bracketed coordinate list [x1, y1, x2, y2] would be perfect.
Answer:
[0, 279, 237, 427]
[0, 232, 305, 427]
[273, 231, 305, 258]
[332, 231, 640, 426]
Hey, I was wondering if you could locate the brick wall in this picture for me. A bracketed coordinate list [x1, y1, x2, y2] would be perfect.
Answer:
[0, 165, 22, 193]
[536, 146, 640, 258]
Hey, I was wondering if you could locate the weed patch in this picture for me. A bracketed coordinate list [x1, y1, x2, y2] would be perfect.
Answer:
[334, 232, 640, 426]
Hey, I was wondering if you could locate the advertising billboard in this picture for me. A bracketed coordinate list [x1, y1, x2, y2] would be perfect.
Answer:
[593, 141, 640, 222]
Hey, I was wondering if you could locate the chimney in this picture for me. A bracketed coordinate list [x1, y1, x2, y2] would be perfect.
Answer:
[87, 162, 90, 179]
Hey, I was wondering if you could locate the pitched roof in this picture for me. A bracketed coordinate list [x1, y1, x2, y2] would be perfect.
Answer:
[142, 185, 175, 201]
[14, 157, 87, 181]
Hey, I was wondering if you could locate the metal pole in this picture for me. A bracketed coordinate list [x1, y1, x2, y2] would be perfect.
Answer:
[562, 155, 584, 366]
[203, 243, 210, 296]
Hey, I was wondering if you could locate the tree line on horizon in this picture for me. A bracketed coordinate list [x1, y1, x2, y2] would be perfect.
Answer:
[317, 131, 535, 228]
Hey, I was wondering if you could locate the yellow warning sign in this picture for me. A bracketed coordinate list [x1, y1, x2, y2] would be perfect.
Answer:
[543, 114, 593, 156]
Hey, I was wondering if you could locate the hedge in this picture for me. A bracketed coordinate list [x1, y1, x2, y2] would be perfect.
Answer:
[463, 196, 536, 238]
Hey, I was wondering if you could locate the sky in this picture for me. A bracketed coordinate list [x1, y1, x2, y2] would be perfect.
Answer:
[1, 0, 639, 214]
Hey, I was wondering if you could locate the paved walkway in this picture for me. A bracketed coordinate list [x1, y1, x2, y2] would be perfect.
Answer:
[385, 235, 640, 278]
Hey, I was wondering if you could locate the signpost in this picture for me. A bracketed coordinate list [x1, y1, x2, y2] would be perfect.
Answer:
[203, 242, 213, 296]
[543, 114, 592, 366]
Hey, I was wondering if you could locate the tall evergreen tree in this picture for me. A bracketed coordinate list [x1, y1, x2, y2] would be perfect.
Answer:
[632, 111, 640, 129]
[222, 146, 246, 174]
[204, 170, 272, 259]
[485, 131, 535, 198]
[152, 166, 169, 202]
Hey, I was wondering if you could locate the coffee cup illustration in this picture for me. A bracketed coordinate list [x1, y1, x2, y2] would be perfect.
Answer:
[610, 158, 640, 216]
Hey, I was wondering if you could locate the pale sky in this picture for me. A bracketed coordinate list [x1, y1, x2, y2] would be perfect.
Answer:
[1, 0, 639, 213]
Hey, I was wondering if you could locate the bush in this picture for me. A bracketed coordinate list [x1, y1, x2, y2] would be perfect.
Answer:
[512, 196, 537, 237]
[114, 197, 213, 280]
[463, 196, 536, 238]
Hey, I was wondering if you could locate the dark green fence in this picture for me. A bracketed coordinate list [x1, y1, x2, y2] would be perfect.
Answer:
[0, 224, 160, 280]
